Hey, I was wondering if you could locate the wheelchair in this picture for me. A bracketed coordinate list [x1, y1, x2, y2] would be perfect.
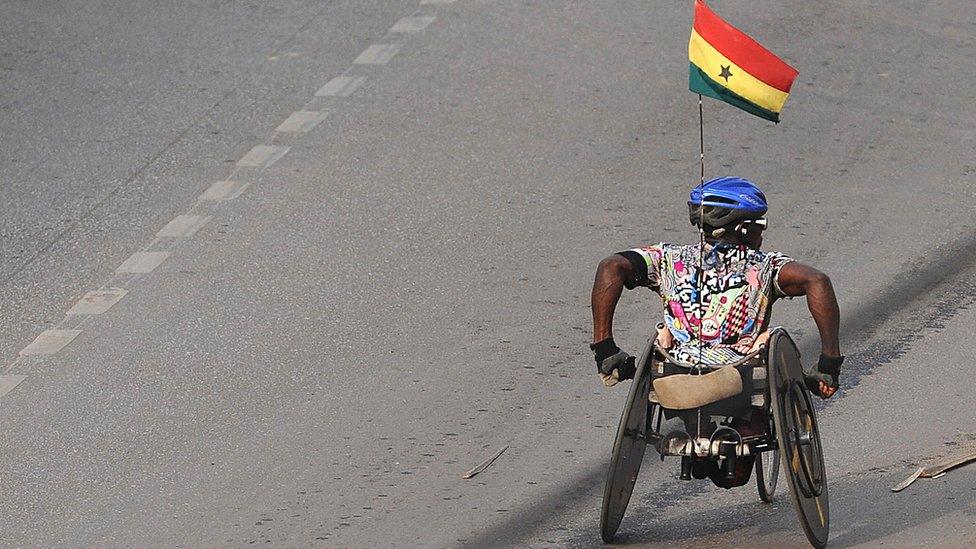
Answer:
[600, 327, 830, 548]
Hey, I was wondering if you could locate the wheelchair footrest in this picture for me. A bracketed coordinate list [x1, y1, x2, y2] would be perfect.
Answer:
[655, 428, 756, 458]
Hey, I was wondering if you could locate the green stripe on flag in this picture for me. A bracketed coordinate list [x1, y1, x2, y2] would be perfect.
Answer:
[689, 63, 780, 123]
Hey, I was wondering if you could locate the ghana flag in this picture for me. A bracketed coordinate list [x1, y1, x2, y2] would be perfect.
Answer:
[689, 0, 798, 123]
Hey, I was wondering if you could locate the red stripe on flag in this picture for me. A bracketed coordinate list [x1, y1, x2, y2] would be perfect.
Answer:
[693, 0, 797, 93]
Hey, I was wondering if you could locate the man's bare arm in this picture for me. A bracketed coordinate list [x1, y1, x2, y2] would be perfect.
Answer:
[776, 261, 841, 357]
[591, 254, 635, 344]
[777, 261, 843, 399]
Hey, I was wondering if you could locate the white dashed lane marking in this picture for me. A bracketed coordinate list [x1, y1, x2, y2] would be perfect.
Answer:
[67, 288, 128, 316]
[237, 145, 290, 168]
[353, 44, 402, 65]
[116, 251, 171, 274]
[315, 75, 367, 97]
[0, 375, 27, 399]
[157, 215, 212, 238]
[200, 180, 251, 201]
[3, 5, 445, 374]
[275, 110, 330, 133]
[20, 329, 82, 356]
[0, 4, 454, 387]
[391, 16, 436, 33]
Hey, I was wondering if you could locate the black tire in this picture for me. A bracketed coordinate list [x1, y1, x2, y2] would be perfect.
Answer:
[756, 446, 779, 502]
[768, 329, 830, 548]
[756, 389, 779, 503]
[599, 338, 655, 543]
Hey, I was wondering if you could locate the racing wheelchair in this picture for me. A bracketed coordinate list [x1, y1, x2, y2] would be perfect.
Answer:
[600, 327, 829, 548]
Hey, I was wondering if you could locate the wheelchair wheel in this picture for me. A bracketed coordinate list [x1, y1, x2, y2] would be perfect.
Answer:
[756, 385, 779, 502]
[755, 430, 779, 502]
[768, 329, 829, 548]
[600, 338, 655, 543]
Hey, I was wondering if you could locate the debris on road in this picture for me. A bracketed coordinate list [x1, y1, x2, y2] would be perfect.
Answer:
[461, 445, 509, 479]
[891, 447, 976, 492]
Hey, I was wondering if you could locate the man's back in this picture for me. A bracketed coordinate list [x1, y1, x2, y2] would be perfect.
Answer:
[621, 241, 793, 364]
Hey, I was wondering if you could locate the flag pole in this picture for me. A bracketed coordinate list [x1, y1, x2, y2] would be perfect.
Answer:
[695, 93, 706, 441]
[698, 94, 705, 185]
[696, 93, 706, 376]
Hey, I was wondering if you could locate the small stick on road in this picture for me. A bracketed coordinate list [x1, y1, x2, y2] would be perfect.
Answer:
[461, 445, 509, 479]
[891, 447, 976, 492]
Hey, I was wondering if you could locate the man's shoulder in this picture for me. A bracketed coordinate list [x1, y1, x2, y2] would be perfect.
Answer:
[626, 242, 692, 261]
[751, 248, 792, 259]
[748, 248, 795, 267]
[630, 242, 693, 253]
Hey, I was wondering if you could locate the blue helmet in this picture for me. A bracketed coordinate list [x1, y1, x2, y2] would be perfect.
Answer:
[688, 176, 768, 228]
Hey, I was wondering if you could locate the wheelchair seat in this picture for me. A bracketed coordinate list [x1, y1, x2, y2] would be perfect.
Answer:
[648, 345, 769, 418]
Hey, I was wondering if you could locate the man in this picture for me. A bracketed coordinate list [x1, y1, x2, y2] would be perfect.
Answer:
[590, 176, 842, 397]
[589, 176, 842, 486]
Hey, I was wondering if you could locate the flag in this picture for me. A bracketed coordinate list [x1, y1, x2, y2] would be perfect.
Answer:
[689, 0, 798, 123]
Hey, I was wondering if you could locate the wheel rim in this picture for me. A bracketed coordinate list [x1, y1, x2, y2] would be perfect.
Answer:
[756, 433, 779, 500]
[600, 339, 655, 542]
[768, 329, 829, 548]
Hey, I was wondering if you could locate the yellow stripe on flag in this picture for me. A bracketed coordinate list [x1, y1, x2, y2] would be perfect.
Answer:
[689, 30, 790, 114]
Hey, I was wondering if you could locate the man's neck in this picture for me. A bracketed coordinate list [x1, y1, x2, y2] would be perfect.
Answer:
[704, 236, 744, 247]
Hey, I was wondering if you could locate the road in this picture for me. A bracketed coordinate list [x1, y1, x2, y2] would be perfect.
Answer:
[1, 0, 975, 546]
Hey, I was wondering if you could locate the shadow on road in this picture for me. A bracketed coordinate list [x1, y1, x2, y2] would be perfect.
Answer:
[588, 465, 976, 547]
[461, 450, 976, 548]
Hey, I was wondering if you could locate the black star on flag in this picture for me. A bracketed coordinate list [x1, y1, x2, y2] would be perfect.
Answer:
[718, 65, 733, 82]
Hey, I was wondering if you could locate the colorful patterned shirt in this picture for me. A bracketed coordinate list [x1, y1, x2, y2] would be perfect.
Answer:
[621, 242, 794, 365]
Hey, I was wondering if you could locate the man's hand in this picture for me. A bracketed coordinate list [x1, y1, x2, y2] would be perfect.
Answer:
[804, 353, 843, 399]
[591, 338, 636, 387]
[598, 351, 636, 387]
[817, 381, 837, 399]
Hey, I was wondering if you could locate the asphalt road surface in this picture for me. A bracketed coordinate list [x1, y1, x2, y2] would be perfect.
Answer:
[2, 0, 975, 547]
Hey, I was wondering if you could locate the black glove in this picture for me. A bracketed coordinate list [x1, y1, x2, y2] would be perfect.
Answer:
[590, 338, 636, 387]
[804, 353, 843, 397]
